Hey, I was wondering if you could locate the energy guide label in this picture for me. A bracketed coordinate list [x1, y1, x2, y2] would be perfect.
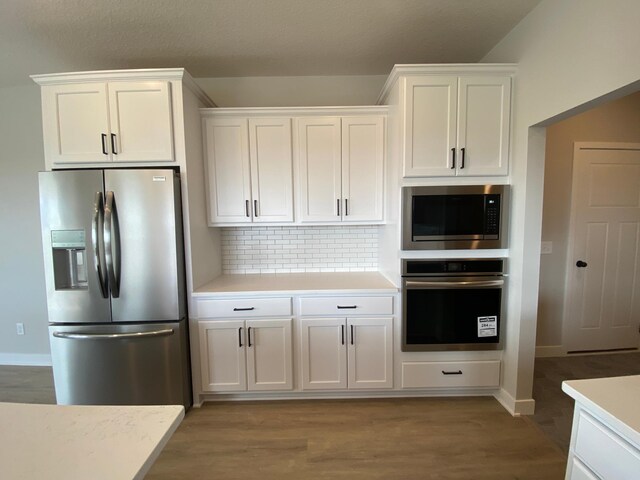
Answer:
[477, 316, 497, 337]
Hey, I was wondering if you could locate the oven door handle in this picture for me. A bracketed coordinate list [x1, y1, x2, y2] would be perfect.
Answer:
[404, 279, 504, 289]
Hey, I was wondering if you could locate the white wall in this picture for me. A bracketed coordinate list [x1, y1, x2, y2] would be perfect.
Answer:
[196, 75, 387, 107]
[483, 0, 640, 412]
[538, 92, 640, 349]
[0, 84, 50, 364]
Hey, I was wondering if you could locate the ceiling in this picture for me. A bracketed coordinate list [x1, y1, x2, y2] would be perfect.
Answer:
[0, 0, 541, 87]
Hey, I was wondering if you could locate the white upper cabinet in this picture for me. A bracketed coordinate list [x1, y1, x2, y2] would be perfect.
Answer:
[204, 115, 294, 225]
[107, 81, 174, 163]
[205, 117, 253, 224]
[403, 74, 511, 177]
[297, 115, 385, 223]
[40, 80, 174, 165]
[341, 116, 385, 222]
[296, 117, 343, 222]
[248, 118, 294, 223]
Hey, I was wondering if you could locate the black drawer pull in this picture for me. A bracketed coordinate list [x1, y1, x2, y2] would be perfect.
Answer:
[337, 305, 357, 309]
[233, 307, 255, 311]
[442, 370, 463, 375]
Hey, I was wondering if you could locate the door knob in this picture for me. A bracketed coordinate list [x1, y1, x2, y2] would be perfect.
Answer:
[576, 260, 588, 268]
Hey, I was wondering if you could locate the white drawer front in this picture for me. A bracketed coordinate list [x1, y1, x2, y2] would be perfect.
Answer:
[299, 296, 393, 316]
[196, 297, 292, 318]
[575, 410, 640, 480]
[401, 361, 500, 389]
[569, 457, 600, 480]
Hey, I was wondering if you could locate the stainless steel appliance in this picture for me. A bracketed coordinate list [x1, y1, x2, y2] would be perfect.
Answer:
[402, 185, 508, 250]
[402, 259, 505, 351]
[39, 169, 191, 408]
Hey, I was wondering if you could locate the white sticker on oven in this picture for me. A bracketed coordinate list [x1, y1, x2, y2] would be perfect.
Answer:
[478, 316, 498, 337]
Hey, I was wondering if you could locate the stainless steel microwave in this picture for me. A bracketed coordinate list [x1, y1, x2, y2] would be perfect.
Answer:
[402, 185, 508, 250]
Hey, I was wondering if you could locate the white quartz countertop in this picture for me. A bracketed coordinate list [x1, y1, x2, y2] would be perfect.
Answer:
[0, 403, 184, 480]
[562, 375, 640, 447]
[193, 272, 398, 296]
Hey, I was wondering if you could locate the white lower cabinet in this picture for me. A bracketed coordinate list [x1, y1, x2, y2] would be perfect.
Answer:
[567, 408, 640, 480]
[199, 318, 293, 393]
[300, 317, 393, 390]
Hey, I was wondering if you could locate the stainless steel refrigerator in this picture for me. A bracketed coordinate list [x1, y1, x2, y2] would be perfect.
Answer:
[38, 169, 191, 408]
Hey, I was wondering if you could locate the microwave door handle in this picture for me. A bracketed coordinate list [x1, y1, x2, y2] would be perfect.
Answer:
[404, 279, 504, 289]
[92, 192, 108, 298]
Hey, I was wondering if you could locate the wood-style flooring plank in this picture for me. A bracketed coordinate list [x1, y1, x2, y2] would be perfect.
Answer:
[146, 397, 567, 480]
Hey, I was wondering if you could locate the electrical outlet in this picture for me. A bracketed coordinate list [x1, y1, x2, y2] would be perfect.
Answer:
[541, 241, 553, 254]
[16, 323, 25, 335]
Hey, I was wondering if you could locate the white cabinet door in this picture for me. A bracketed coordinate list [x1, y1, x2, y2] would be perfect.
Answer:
[199, 320, 247, 392]
[341, 116, 384, 222]
[245, 319, 293, 391]
[456, 76, 511, 176]
[296, 117, 343, 222]
[41, 83, 111, 164]
[205, 117, 252, 224]
[249, 118, 294, 223]
[107, 81, 174, 163]
[403, 75, 458, 177]
[300, 318, 347, 390]
[347, 317, 393, 389]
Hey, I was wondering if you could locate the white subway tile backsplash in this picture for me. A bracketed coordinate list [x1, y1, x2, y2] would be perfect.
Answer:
[221, 225, 379, 274]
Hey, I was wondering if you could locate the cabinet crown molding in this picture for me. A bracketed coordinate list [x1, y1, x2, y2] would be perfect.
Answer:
[377, 63, 517, 105]
[200, 106, 389, 117]
[31, 68, 215, 107]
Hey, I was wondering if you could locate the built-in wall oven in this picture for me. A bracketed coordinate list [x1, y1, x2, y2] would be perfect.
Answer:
[402, 259, 505, 351]
[402, 185, 508, 250]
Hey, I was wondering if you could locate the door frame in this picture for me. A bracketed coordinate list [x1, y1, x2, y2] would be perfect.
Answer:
[562, 142, 640, 353]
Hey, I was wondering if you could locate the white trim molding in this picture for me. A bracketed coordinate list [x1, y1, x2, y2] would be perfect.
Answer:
[495, 388, 536, 416]
[0, 353, 52, 366]
[535, 345, 566, 358]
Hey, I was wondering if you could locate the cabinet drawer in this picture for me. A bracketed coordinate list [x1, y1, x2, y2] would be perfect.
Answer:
[299, 296, 393, 316]
[401, 361, 500, 389]
[574, 410, 640, 480]
[196, 297, 292, 318]
[569, 457, 600, 480]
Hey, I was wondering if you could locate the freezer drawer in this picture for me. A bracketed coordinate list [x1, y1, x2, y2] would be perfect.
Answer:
[49, 321, 191, 409]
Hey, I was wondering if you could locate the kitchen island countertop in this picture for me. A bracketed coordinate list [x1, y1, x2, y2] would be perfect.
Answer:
[0, 402, 183, 480]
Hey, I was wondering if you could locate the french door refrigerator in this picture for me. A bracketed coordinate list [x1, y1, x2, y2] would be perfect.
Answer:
[39, 169, 191, 408]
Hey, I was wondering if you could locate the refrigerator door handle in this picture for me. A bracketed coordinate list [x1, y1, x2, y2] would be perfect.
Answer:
[104, 191, 121, 298]
[92, 192, 108, 298]
[52, 328, 175, 340]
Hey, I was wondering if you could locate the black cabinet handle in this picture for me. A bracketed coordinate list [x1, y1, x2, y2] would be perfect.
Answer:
[337, 199, 340, 216]
[337, 305, 357, 309]
[254, 199, 259, 217]
[576, 260, 588, 268]
[247, 327, 252, 347]
[460, 147, 466, 169]
[451, 148, 456, 169]
[245, 200, 250, 217]
[442, 370, 463, 375]
[233, 307, 255, 311]
[110, 133, 117, 155]
[101, 134, 108, 155]
[345, 199, 349, 216]
[350, 325, 354, 345]
[238, 327, 243, 347]
[341, 325, 345, 345]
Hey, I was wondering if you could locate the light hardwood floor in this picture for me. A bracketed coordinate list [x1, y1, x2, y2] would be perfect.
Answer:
[0, 366, 569, 479]
[145, 397, 566, 480]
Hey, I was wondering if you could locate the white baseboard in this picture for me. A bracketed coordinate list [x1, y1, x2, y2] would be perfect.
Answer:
[535, 345, 566, 358]
[0, 353, 52, 366]
[495, 388, 536, 416]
